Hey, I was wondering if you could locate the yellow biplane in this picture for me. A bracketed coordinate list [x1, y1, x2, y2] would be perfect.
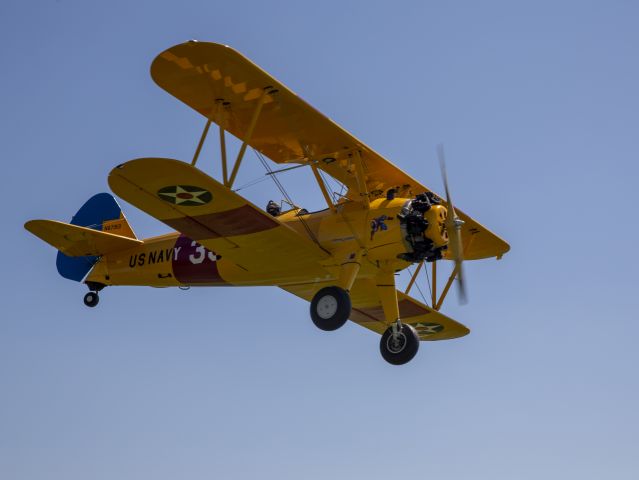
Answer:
[25, 41, 509, 365]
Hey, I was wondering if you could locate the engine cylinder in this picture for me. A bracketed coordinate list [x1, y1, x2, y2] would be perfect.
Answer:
[398, 193, 449, 263]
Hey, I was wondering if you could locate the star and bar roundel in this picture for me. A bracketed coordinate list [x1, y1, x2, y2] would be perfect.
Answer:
[157, 185, 212, 206]
[413, 323, 444, 336]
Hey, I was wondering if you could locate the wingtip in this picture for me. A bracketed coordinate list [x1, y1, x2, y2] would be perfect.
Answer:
[24, 219, 42, 233]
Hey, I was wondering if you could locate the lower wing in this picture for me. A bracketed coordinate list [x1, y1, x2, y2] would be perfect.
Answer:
[282, 278, 469, 341]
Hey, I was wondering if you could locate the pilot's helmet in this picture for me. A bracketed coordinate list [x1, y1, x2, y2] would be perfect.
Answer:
[266, 200, 281, 216]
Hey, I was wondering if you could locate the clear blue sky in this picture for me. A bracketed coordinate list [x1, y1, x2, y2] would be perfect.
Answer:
[2, 1, 638, 478]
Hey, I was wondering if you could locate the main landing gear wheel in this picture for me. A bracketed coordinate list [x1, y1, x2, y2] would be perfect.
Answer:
[310, 286, 351, 331]
[83, 291, 99, 308]
[380, 323, 420, 365]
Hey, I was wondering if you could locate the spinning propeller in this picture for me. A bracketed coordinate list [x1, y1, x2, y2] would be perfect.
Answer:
[437, 144, 467, 304]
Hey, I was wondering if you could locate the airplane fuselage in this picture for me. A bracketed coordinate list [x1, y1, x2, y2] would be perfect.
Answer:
[85, 196, 448, 288]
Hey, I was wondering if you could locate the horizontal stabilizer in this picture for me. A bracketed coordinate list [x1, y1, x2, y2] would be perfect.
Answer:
[25, 219, 142, 257]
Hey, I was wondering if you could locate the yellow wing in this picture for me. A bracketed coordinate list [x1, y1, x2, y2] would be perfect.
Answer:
[283, 279, 469, 341]
[151, 41, 509, 260]
[108, 157, 331, 283]
[24, 219, 142, 256]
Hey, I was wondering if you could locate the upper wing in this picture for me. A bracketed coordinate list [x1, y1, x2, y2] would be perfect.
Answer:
[25, 219, 142, 256]
[108, 158, 331, 282]
[282, 279, 469, 341]
[151, 41, 509, 260]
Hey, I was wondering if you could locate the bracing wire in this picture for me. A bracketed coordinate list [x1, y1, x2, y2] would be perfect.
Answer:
[317, 169, 338, 203]
[253, 150, 294, 204]
[424, 262, 433, 300]
[317, 168, 347, 203]
[252, 149, 326, 250]
[413, 275, 429, 305]
[232, 175, 271, 192]
[406, 266, 429, 305]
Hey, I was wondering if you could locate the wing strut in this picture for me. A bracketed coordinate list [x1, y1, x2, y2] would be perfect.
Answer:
[352, 150, 370, 208]
[191, 119, 212, 167]
[311, 164, 337, 212]
[404, 235, 476, 310]
[431, 261, 437, 308]
[404, 261, 424, 295]
[189, 100, 230, 184]
[404, 260, 458, 311]
[227, 90, 269, 188]
[219, 124, 229, 185]
[435, 264, 459, 310]
[189, 92, 269, 188]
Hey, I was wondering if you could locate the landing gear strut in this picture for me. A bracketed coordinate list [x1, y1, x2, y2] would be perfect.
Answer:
[380, 322, 420, 365]
[310, 277, 421, 365]
[310, 286, 351, 331]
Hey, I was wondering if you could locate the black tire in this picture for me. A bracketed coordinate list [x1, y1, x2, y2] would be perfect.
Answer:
[380, 324, 420, 365]
[310, 286, 351, 331]
[83, 291, 99, 308]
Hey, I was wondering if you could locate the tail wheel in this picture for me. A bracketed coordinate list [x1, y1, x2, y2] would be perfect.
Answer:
[83, 291, 99, 308]
[310, 286, 351, 331]
[380, 324, 420, 365]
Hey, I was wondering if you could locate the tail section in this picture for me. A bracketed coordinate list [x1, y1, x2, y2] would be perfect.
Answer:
[25, 220, 142, 257]
[68, 192, 136, 239]
[25, 193, 137, 282]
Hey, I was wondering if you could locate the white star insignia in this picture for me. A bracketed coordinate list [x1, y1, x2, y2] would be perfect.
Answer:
[414, 323, 443, 335]
[160, 186, 209, 205]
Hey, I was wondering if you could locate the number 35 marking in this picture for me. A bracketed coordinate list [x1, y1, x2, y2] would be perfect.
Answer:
[188, 241, 217, 264]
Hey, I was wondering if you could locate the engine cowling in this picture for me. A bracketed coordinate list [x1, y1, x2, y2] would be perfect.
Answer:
[398, 192, 449, 263]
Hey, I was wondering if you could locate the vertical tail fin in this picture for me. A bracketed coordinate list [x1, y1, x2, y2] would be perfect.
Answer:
[56, 193, 136, 281]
